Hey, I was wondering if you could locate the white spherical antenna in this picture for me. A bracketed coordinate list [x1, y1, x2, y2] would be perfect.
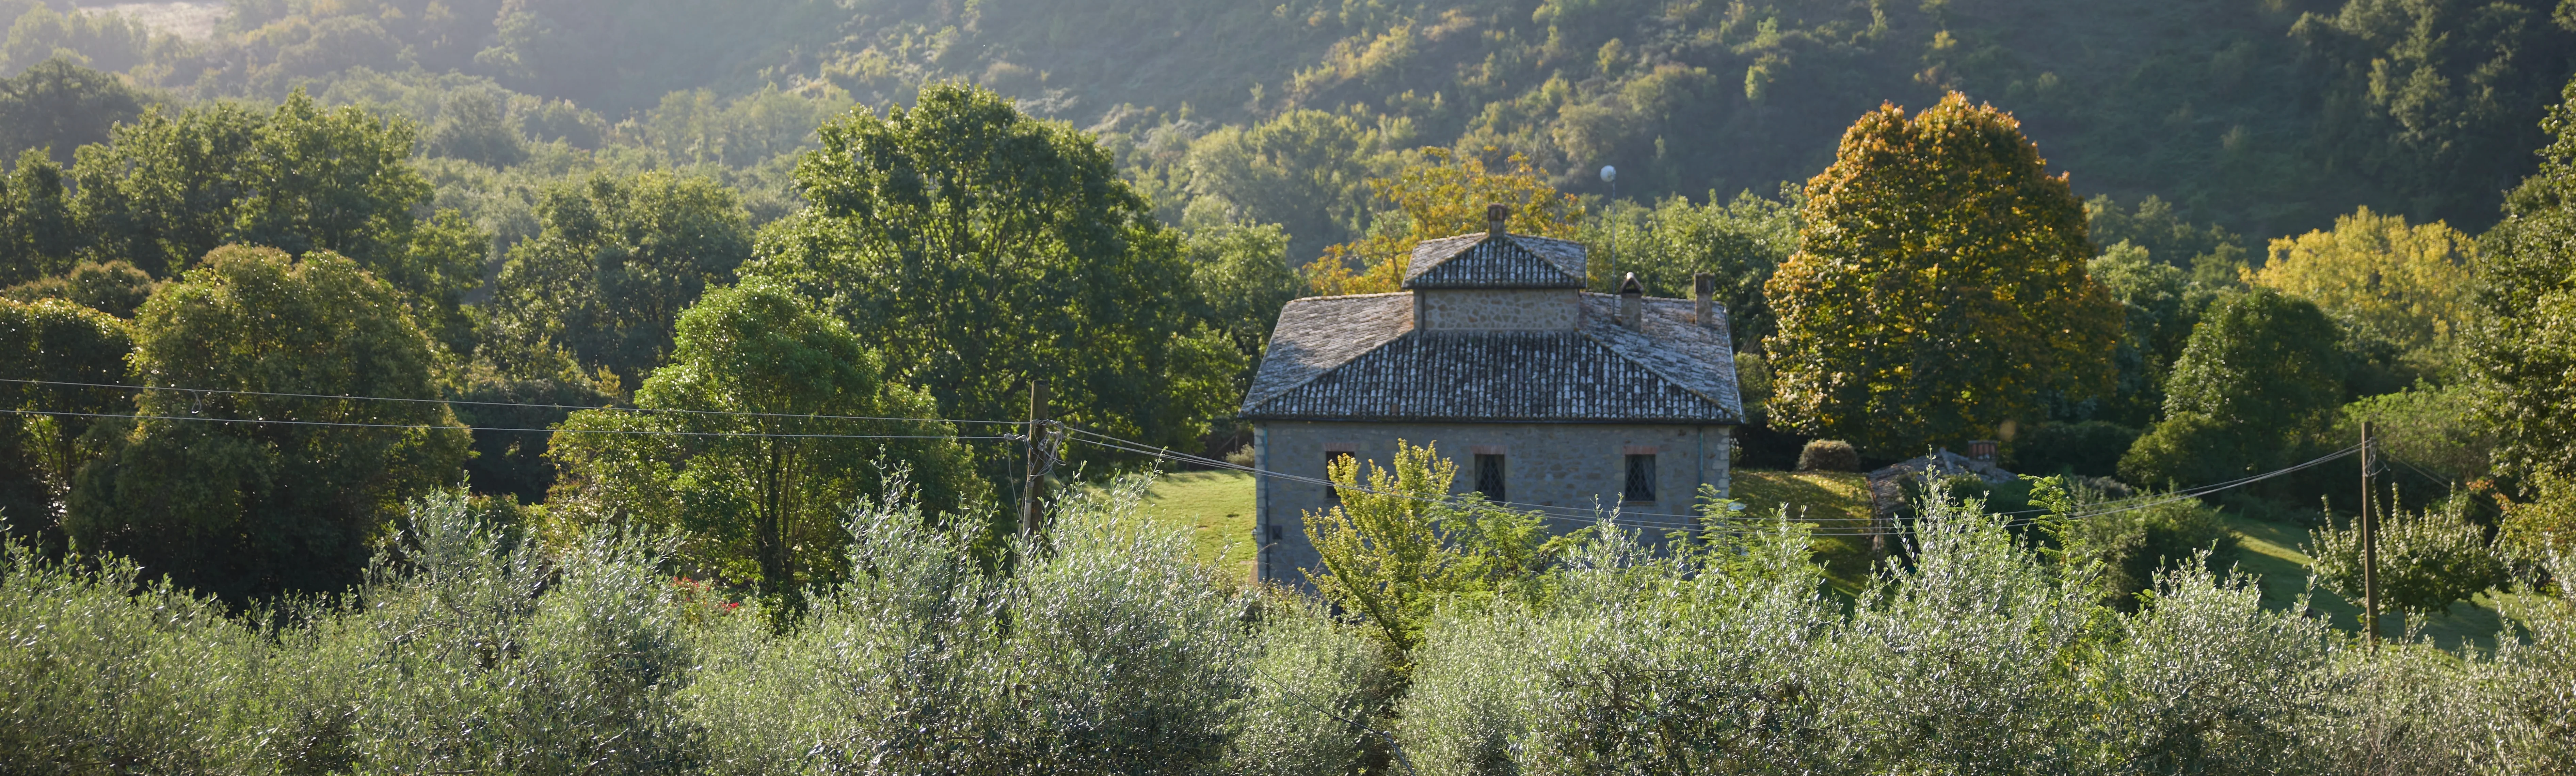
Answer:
[1599, 165, 1617, 183]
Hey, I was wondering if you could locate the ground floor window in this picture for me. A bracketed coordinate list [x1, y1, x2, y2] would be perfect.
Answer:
[1624, 454, 1657, 503]
[1326, 451, 1352, 503]
[1474, 454, 1506, 502]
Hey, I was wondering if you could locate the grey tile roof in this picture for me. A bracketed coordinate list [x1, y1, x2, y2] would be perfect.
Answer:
[1242, 292, 1742, 424]
[1403, 232, 1588, 289]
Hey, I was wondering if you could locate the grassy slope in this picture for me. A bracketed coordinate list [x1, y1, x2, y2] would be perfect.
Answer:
[2222, 511, 2516, 652]
[1731, 469, 1878, 594]
[1136, 471, 1259, 582]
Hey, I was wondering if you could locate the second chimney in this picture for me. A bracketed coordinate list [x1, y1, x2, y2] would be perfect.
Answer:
[1487, 203, 1508, 235]
[1619, 272, 1643, 330]
[1693, 272, 1714, 328]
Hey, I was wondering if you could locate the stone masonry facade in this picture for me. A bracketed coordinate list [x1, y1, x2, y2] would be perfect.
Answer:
[1253, 421, 1733, 586]
[1239, 208, 1742, 589]
[1416, 288, 1582, 330]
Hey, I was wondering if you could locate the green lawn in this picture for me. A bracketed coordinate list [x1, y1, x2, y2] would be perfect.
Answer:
[1732, 469, 1879, 593]
[1135, 470, 1258, 581]
[2222, 511, 2518, 652]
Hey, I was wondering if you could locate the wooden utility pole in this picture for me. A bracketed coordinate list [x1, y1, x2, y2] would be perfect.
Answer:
[1022, 379, 1050, 539]
[2361, 420, 2378, 650]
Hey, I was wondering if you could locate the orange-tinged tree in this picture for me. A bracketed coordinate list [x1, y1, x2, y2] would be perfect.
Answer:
[1762, 93, 2122, 455]
[1302, 147, 1583, 296]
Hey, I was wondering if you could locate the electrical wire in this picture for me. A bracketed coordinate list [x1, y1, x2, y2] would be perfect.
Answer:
[7, 376, 2372, 534]
[1067, 423, 2367, 538]
[0, 377, 1031, 426]
[3, 408, 1014, 441]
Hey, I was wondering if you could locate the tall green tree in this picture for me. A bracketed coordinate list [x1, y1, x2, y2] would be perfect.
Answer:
[0, 297, 127, 554]
[1582, 186, 1801, 349]
[1306, 441, 1551, 661]
[66, 246, 469, 602]
[1182, 109, 1379, 260]
[2472, 77, 2576, 481]
[0, 147, 75, 286]
[481, 170, 754, 387]
[1762, 92, 2124, 454]
[2120, 290, 2349, 488]
[0, 57, 144, 167]
[65, 90, 484, 346]
[547, 279, 982, 613]
[2078, 241, 2224, 427]
[746, 82, 1241, 457]
[1183, 221, 1305, 372]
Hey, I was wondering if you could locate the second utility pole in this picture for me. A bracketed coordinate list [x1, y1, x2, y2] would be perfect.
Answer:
[2361, 420, 2379, 650]
[1022, 379, 1050, 539]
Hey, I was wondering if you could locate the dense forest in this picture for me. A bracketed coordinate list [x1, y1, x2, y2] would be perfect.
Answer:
[3, 0, 2576, 772]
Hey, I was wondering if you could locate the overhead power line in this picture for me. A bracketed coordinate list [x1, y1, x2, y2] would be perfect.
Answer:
[3, 409, 1012, 442]
[0, 377, 1029, 426]
[1067, 424, 2364, 538]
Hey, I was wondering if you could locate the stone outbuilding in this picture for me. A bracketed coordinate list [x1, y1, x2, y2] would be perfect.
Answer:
[1240, 206, 1745, 587]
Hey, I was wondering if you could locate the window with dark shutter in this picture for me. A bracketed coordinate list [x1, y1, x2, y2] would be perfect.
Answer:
[1624, 454, 1657, 503]
[1474, 454, 1506, 502]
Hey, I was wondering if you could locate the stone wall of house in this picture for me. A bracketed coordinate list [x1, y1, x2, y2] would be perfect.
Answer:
[1415, 288, 1582, 331]
[1252, 421, 1733, 587]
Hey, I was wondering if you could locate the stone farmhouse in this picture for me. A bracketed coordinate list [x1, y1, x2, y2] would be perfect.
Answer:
[1239, 205, 1746, 587]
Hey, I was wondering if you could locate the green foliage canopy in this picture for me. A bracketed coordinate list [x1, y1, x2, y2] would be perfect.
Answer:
[1182, 222, 1305, 373]
[59, 90, 486, 346]
[2120, 290, 2348, 488]
[0, 147, 75, 286]
[1763, 93, 2123, 454]
[2471, 77, 2576, 481]
[547, 280, 982, 612]
[1582, 186, 1800, 348]
[0, 58, 143, 168]
[482, 170, 754, 386]
[2076, 240, 2226, 427]
[2309, 493, 2509, 619]
[1305, 441, 1554, 661]
[66, 246, 469, 602]
[746, 83, 1241, 455]
[0, 297, 126, 552]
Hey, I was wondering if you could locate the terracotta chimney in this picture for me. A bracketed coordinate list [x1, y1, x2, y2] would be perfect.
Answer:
[1486, 203, 1508, 235]
[1619, 272, 1643, 330]
[1693, 272, 1714, 328]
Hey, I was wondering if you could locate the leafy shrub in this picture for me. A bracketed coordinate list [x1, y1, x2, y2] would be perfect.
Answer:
[11, 473, 2576, 773]
[1226, 592, 1396, 776]
[1798, 438, 1859, 472]
[687, 476, 1260, 774]
[2008, 420, 2142, 479]
[0, 538, 264, 774]
[2309, 492, 2511, 617]
[1, 260, 159, 318]
[2122, 289, 2347, 490]
[2058, 490, 2239, 608]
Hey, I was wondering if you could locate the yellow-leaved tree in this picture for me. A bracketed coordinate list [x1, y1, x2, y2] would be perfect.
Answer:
[1302, 147, 1583, 296]
[2252, 206, 2475, 380]
[1303, 441, 1553, 663]
[1763, 92, 2123, 455]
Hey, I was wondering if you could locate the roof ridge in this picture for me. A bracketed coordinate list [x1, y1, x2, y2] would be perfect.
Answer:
[1403, 232, 1586, 289]
[1575, 294, 1744, 415]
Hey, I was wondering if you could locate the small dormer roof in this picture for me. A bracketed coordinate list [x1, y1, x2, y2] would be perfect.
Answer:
[1402, 231, 1588, 289]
